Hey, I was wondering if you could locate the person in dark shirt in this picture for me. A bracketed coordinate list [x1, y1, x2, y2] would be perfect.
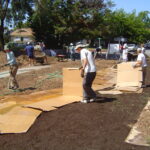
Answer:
[94, 46, 102, 59]
[25, 42, 35, 66]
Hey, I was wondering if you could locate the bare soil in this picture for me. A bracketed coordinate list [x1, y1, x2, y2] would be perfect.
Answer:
[0, 51, 150, 150]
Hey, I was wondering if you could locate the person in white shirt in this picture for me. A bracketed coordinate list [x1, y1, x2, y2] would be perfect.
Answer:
[133, 48, 147, 87]
[3, 45, 19, 90]
[140, 44, 145, 54]
[122, 46, 128, 62]
[75, 44, 97, 103]
[69, 43, 76, 61]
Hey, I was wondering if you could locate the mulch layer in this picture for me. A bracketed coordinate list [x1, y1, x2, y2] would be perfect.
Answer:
[0, 53, 150, 150]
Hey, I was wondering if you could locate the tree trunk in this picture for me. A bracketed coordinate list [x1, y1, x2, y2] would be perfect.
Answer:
[0, 19, 4, 51]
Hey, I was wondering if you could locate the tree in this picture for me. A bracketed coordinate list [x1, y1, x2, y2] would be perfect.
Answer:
[102, 9, 150, 44]
[0, 0, 34, 50]
[30, 0, 113, 48]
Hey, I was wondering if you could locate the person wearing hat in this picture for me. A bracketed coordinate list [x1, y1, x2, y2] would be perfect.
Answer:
[133, 48, 147, 88]
[3, 44, 19, 90]
[69, 43, 76, 61]
[25, 42, 35, 66]
[75, 44, 97, 103]
[39, 42, 48, 64]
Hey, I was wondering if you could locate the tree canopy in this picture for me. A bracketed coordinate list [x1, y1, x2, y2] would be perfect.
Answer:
[0, 0, 34, 50]
[1, 0, 150, 50]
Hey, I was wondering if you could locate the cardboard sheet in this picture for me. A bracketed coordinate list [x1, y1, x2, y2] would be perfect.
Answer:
[125, 101, 150, 146]
[116, 86, 141, 92]
[98, 90, 123, 95]
[0, 101, 16, 110]
[117, 62, 142, 71]
[117, 70, 142, 83]
[24, 95, 81, 111]
[0, 106, 41, 134]
[63, 68, 83, 96]
[117, 62, 142, 84]
[116, 62, 142, 92]
[116, 82, 142, 88]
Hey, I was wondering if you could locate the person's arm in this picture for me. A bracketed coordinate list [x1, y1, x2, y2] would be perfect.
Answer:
[82, 58, 88, 70]
[134, 60, 142, 67]
[80, 58, 88, 77]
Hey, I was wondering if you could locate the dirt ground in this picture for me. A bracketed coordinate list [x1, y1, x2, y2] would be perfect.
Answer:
[0, 51, 150, 150]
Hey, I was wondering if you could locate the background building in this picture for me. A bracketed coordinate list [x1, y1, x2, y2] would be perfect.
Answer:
[10, 28, 35, 44]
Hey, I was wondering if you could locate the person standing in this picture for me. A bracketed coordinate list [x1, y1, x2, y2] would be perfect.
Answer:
[40, 42, 48, 64]
[69, 43, 76, 61]
[122, 46, 128, 62]
[140, 44, 145, 54]
[133, 48, 147, 88]
[94, 46, 102, 59]
[25, 42, 35, 66]
[75, 44, 97, 103]
[3, 45, 19, 90]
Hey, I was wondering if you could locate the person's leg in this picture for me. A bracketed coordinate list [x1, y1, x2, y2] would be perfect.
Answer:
[29, 57, 32, 66]
[44, 56, 48, 64]
[142, 67, 147, 86]
[71, 53, 75, 61]
[82, 72, 96, 100]
[11, 65, 19, 89]
[73, 53, 76, 61]
[32, 56, 36, 65]
[8, 65, 13, 89]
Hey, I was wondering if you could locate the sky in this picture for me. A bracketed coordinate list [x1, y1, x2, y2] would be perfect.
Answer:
[112, 0, 150, 14]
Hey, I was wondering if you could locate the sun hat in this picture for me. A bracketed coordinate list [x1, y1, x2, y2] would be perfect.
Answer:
[137, 48, 142, 51]
[74, 44, 85, 50]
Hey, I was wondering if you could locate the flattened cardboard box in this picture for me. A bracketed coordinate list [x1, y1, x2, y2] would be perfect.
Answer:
[117, 62, 142, 86]
[63, 68, 83, 96]
[0, 106, 41, 134]
[25, 95, 81, 111]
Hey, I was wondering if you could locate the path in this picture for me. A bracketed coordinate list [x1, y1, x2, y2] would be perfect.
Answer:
[0, 65, 50, 78]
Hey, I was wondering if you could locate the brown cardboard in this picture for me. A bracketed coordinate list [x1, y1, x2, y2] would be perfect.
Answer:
[116, 62, 142, 92]
[117, 62, 142, 72]
[125, 101, 150, 146]
[24, 95, 82, 111]
[117, 70, 142, 83]
[63, 68, 83, 96]
[98, 90, 123, 95]
[0, 106, 41, 134]
[116, 82, 142, 87]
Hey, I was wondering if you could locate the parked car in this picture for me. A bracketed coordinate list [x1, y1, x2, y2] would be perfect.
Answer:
[127, 44, 138, 61]
[144, 43, 150, 49]
[127, 44, 137, 51]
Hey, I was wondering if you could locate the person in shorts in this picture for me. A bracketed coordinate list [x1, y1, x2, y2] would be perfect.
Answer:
[25, 42, 35, 66]
[40, 42, 48, 64]
[3, 45, 19, 90]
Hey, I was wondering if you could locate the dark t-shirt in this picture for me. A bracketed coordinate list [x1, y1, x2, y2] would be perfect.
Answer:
[96, 47, 101, 52]
[25, 45, 34, 57]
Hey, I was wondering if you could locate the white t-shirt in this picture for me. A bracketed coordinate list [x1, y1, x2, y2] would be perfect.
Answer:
[141, 47, 145, 54]
[137, 53, 147, 67]
[6, 51, 17, 65]
[122, 49, 128, 61]
[80, 48, 96, 73]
